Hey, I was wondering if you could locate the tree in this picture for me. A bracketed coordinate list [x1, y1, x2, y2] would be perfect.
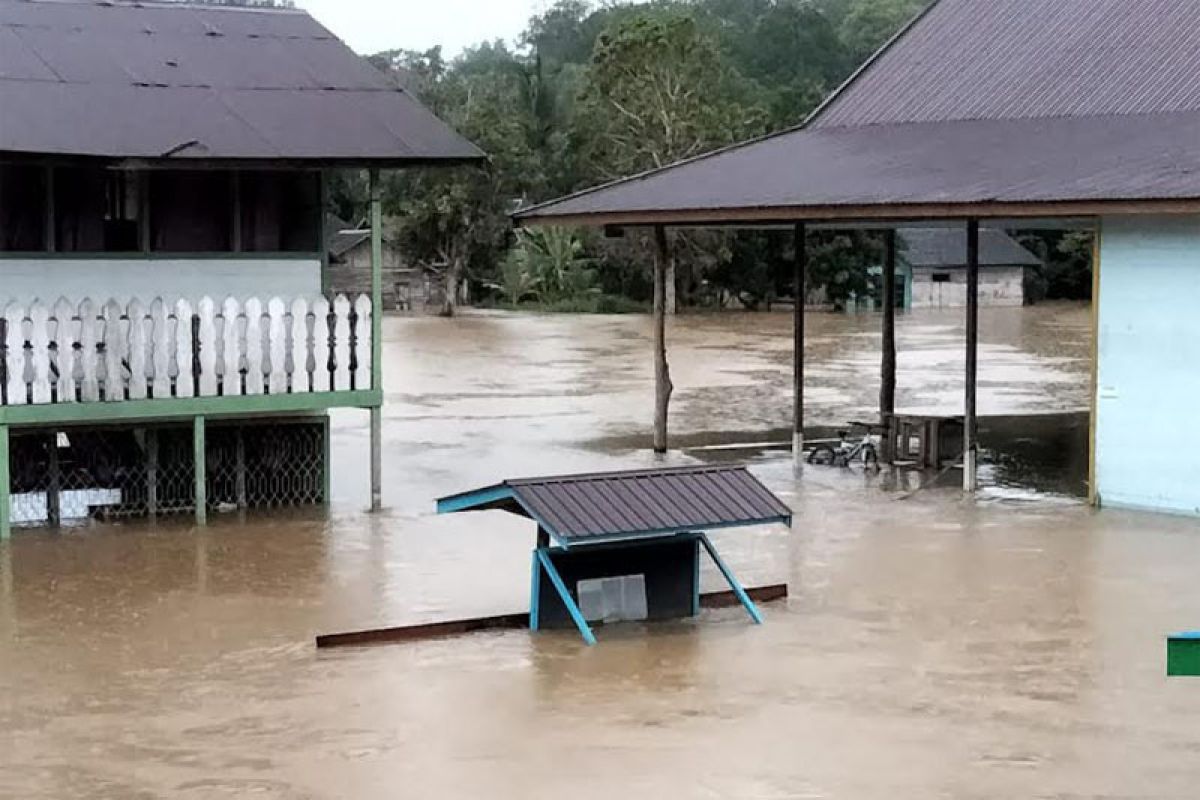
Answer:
[379, 44, 542, 316]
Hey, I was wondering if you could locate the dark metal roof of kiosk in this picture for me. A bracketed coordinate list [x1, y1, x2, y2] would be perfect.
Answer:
[514, 0, 1200, 225]
[437, 465, 793, 546]
[0, 0, 484, 163]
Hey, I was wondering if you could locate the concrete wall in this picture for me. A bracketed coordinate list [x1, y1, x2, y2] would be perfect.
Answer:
[910, 265, 1025, 309]
[1095, 216, 1200, 515]
[0, 257, 321, 306]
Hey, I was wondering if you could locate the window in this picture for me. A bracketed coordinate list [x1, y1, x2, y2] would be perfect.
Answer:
[577, 574, 648, 623]
[54, 167, 142, 252]
[240, 171, 320, 253]
[0, 164, 47, 251]
[931, 272, 952, 283]
[151, 171, 232, 252]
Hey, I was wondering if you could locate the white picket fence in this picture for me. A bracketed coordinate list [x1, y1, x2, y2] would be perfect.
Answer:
[0, 294, 372, 406]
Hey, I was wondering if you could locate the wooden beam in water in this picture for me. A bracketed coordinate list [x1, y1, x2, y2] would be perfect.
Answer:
[315, 583, 789, 649]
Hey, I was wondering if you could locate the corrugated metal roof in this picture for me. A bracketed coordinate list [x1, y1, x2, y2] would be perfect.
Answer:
[437, 465, 792, 546]
[0, 0, 483, 162]
[900, 228, 1040, 268]
[814, 0, 1200, 128]
[514, 0, 1200, 223]
[515, 110, 1200, 223]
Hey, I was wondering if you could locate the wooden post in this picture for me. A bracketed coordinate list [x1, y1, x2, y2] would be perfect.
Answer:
[964, 219, 980, 492]
[0, 425, 9, 540]
[235, 426, 247, 509]
[880, 230, 897, 463]
[319, 170, 331, 296]
[46, 432, 60, 528]
[369, 168, 383, 510]
[193, 415, 207, 526]
[1088, 228, 1101, 506]
[652, 225, 674, 453]
[793, 222, 807, 458]
[147, 428, 158, 519]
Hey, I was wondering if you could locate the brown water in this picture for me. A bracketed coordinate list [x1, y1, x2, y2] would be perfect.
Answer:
[5, 303, 1200, 799]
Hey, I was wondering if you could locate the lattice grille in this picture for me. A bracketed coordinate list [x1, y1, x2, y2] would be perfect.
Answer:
[6, 419, 326, 529]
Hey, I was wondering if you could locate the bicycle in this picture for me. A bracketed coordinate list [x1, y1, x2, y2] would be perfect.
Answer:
[807, 421, 882, 469]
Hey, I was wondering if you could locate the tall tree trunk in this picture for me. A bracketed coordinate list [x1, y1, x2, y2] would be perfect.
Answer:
[440, 257, 462, 318]
[653, 226, 674, 452]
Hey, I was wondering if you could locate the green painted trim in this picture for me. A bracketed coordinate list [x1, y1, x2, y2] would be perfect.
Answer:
[0, 251, 321, 261]
[0, 389, 382, 428]
[193, 416, 206, 526]
[0, 425, 9, 540]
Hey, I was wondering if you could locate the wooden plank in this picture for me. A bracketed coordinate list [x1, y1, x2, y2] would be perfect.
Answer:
[315, 583, 789, 649]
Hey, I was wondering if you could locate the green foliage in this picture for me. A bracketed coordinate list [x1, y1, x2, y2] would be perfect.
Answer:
[499, 227, 598, 305]
[1017, 230, 1095, 302]
[355, 0, 937, 312]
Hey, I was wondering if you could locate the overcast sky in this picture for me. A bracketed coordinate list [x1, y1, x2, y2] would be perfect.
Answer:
[296, 0, 552, 57]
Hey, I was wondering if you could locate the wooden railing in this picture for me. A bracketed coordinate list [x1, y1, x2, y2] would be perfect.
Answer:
[0, 294, 372, 406]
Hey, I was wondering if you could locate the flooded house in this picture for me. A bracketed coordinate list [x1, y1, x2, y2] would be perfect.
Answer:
[848, 227, 1040, 312]
[516, 0, 1200, 517]
[0, 0, 482, 536]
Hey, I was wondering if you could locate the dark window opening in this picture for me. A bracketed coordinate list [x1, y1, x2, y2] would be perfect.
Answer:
[240, 171, 320, 253]
[931, 272, 952, 283]
[151, 171, 232, 252]
[0, 164, 48, 251]
[55, 167, 107, 252]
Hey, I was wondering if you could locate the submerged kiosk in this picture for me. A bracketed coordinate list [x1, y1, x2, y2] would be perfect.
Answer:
[437, 465, 792, 645]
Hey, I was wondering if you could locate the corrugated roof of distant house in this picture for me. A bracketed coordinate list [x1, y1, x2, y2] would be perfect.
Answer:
[0, 0, 484, 163]
[325, 216, 372, 258]
[437, 465, 792, 546]
[515, 0, 1200, 225]
[901, 228, 1040, 269]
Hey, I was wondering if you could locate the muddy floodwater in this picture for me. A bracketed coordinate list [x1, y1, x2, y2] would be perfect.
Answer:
[4, 303, 1200, 799]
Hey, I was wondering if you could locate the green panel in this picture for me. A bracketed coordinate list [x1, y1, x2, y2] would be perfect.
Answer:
[0, 389, 382, 428]
[1168, 636, 1200, 676]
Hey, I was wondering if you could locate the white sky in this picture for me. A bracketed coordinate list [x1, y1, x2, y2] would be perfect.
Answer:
[296, 0, 553, 57]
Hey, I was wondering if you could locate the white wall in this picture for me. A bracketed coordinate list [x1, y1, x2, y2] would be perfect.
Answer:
[0, 258, 321, 306]
[1096, 215, 1200, 515]
[910, 266, 1024, 309]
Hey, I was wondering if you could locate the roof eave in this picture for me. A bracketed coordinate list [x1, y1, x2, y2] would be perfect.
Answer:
[515, 198, 1200, 228]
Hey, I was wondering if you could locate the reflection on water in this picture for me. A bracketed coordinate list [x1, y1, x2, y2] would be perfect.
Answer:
[5, 303, 1200, 799]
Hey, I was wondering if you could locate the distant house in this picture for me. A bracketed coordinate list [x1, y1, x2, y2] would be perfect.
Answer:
[326, 216, 415, 310]
[847, 228, 1040, 312]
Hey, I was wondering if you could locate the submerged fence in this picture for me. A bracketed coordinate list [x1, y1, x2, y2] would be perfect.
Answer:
[1, 294, 373, 406]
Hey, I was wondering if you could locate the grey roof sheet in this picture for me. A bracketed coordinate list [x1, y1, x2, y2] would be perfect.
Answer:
[515, 0, 1200, 223]
[440, 465, 792, 545]
[0, 0, 483, 162]
[900, 228, 1040, 268]
[814, 0, 1200, 128]
[516, 110, 1200, 222]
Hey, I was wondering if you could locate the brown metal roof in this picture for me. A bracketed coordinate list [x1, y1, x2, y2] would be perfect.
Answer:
[437, 465, 792, 546]
[814, 0, 1200, 128]
[0, 0, 484, 163]
[515, 0, 1200, 225]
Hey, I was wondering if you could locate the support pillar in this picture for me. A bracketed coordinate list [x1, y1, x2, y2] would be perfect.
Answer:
[46, 432, 60, 529]
[880, 230, 897, 462]
[193, 416, 207, 526]
[964, 219, 980, 492]
[0, 425, 9, 540]
[369, 168, 384, 511]
[147, 429, 159, 519]
[793, 222, 807, 458]
[652, 225, 673, 454]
